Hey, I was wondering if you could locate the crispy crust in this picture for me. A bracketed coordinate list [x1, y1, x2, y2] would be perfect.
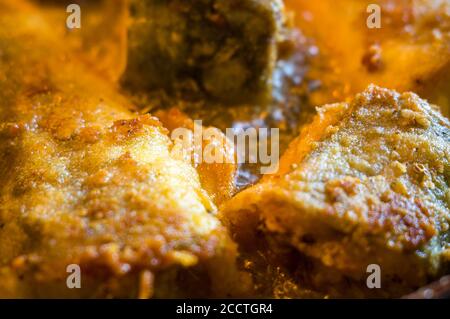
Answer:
[122, 0, 289, 104]
[155, 108, 237, 206]
[0, 1, 246, 298]
[222, 85, 450, 297]
[285, 0, 450, 116]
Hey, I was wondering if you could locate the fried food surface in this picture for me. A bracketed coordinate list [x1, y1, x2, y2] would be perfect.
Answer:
[155, 108, 237, 206]
[222, 85, 450, 297]
[122, 0, 291, 104]
[0, 1, 245, 298]
[33, 0, 128, 82]
[1, 0, 449, 299]
[285, 0, 450, 116]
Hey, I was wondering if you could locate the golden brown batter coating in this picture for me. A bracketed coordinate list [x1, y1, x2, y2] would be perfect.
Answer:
[285, 0, 450, 116]
[155, 108, 237, 206]
[222, 85, 450, 297]
[0, 0, 246, 298]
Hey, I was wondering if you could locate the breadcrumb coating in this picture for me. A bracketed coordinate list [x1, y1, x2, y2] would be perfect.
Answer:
[222, 85, 450, 297]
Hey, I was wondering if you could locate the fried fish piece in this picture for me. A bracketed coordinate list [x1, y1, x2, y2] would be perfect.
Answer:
[155, 108, 237, 206]
[285, 0, 450, 116]
[0, 0, 247, 298]
[122, 0, 291, 104]
[222, 85, 450, 297]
